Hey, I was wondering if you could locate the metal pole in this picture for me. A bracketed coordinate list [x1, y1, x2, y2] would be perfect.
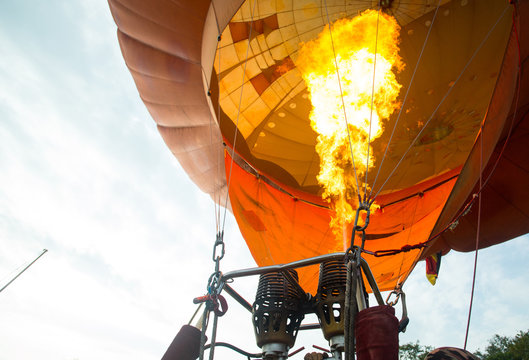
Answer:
[0, 249, 48, 294]
[221, 252, 345, 281]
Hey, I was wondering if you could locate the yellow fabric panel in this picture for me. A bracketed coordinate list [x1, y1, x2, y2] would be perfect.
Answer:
[214, 0, 512, 197]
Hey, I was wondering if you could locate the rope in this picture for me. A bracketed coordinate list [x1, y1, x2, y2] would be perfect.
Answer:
[323, 0, 362, 204]
[369, 0, 442, 201]
[370, 4, 511, 203]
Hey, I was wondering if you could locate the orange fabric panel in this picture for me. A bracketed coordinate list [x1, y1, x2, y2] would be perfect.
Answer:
[229, 14, 279, 42]
[225, 152, 456, 293]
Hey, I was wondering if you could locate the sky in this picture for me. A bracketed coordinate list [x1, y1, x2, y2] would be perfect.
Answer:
[0, 1, 527, 359]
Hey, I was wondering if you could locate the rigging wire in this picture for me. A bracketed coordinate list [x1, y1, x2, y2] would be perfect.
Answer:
[478, 9, 522, 192]
[220, 0, 259, 233]
[364, 6, 381, 202]
[203, 2, 224, 235]
[209, 1, 439, 21]
[463, 124, 482, 350]
[425, 3, 521, 244]
[200, 3, 258, 359]
[368, 0, 442, 201]
[464, 1, 521, 350]
[359, 1, 521, 260]
[369, 4, 511, 204]
[323, 0, 363, 205]
[208, 313, 220, 360]
[370, 1, 522, 259]
[208, 39, 222, 234]
[215, 33, 223, 232]
[0, 249, 48, 294]
[198, 305, 210, 360]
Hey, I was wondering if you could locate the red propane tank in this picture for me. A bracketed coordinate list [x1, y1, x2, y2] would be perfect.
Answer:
[355, 305, 399, 360]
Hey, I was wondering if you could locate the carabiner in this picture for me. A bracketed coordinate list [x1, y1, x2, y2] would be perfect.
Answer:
[386, 289, 401, 307]
[354, 203, 371, 232]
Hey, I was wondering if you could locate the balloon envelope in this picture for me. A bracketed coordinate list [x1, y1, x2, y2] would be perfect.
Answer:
[108, 0, 529, 292]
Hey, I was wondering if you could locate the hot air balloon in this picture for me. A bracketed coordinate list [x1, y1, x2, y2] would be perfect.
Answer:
[108, 0, 528, 358]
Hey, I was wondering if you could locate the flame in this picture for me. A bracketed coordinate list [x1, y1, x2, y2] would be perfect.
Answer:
[297, 10, 403, 241]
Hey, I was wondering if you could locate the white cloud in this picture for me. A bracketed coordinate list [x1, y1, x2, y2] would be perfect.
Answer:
[1, 1, 527, 360]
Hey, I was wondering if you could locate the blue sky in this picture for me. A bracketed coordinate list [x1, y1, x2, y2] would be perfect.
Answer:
[0, 1, 527, 359]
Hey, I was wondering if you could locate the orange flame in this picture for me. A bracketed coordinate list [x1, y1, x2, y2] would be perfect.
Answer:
[297, 10, 403, 243]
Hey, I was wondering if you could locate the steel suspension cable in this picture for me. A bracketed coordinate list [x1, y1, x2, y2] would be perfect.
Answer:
[323, 0, 362, 204]
[198, 305, 210, 360]
[200, 3, 258, 360]
[463, 123, 482, 350]
[220, 0, 258, 232]
[479, 6, 522, 192]
[207, 38, 222, 233]
[214, 32, 224, 231]
[464, 2, 520, 351]
[208, 313, 220, 360]
[203, 2, 224, 234]
[370, 2, 522, 258]
[207, 27, 224, 360]
[368, 0, 442, 201]
[370, 4, 511, 204]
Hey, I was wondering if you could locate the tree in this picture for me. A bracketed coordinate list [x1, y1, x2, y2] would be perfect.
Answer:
[400, 329, 529, 359]
[476, 330, 529, 360]
[399, 341, 433, 359]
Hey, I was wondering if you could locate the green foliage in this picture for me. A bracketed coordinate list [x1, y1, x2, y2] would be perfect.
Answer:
[400, 330, 529, 360]
[399, 341, 433, 360]
[476, 330, 529, 360]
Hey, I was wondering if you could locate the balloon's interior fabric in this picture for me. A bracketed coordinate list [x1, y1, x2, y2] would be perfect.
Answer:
[213, 0, 511, 196]
[109, 0, 529, 292]
[225, 150, 458, 292]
